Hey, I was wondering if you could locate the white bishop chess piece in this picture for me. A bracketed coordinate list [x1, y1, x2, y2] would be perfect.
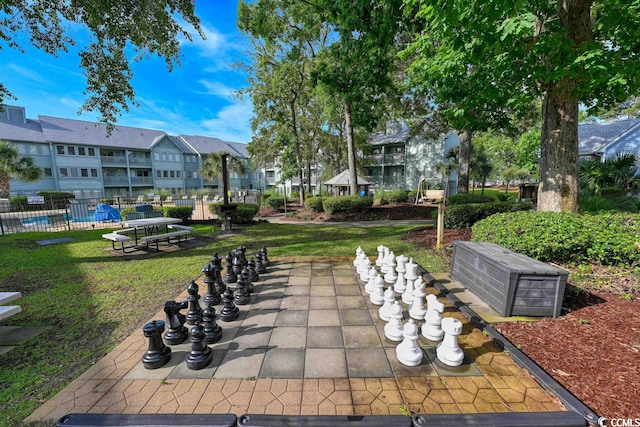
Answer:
[409, 279, 427, 320]
[402, 258, 418, 305]
[365, 265, 378, 294]
[396, 319, 423, 367]
[369, 274, 385, 306]
[436, 317, 465, 367]
[422, 294, 445, 341]
[378, 287, 396, 321]
[394, 255, 408, 294]
[384, 301, 404, 342]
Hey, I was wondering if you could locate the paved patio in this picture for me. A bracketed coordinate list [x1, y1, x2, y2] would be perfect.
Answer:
[27, 257, 567, 424]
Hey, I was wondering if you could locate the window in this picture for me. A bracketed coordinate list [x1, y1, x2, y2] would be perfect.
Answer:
[43, 168, 52, 177]
[91, 169, 98, 177]
[81, 168, 89, 177]
[170, 171, 175, 178]
[156, 170, 162, 178]
[59, 168, 68, 177]
[88, 147, 95, 156]
[176, 171, 181, 178]
[78, 147, 86, 155]
[70, 168, 79, 177]
[67, 146, 76, 155]
[57, 145, 65, 155]
[163, 171, 169, 178]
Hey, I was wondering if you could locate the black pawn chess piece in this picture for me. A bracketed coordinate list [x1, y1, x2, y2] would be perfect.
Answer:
[163, 300, 189, 345]
[241, 267, 254, 294]
[186, 281, 203, 325]
[260, 246, 271, 266]
[234, 273, 251, 305]
[223, 251, 237, 284]
[142, 320, 172, 369]
[247, 259, 259, 283]
[255, 252, 267, 274]
[203, 305, 223, 344]
[202, 264, 221, 306]
[220, 288, 240, 322]
[185, 324, 213, 370]
[232, 250, 243, 277]
[211, 252, 226, 294]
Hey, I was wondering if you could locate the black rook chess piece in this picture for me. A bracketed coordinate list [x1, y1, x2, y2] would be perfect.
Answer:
[163, 300, 189, 345]
[186, 324, 213, 370]
[186, 281, 203, 325]
[234, 272, 250, 305]
[220, 288, 240, 322]
[223, 251, 237, 284]
[203, 305, 223, 344]
[142, 320, 172, 369]
[202, 264, 221, 306]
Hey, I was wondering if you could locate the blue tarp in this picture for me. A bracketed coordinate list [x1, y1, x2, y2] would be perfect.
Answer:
[94, 204, 121, 221]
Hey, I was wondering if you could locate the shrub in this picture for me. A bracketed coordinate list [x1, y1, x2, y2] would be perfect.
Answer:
[304, 196, 324, 212]
[447, 193, 493, 205]
[322, 195, 373, 215]
[260, 190, 278, 206]
[119, 207, 163, 221]
[9, 196, 28, 211]
[407, 189, 419, 202]
[579, 195, 639, 213]
[209, 203, 259, 224]
[264, 196, 285, 210]
[373, 189, 387, 206]
[472, 211, 640, 266]
[385, 189, 409, 205]
[163, 206, 193, 223]
[444, 202, 532, 229]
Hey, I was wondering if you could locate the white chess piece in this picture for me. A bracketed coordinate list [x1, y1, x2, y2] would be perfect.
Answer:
[353, 246, 364, 267]
[402, 258, 418, 305]
[379, 287, 396, 321]
[436, 317, 464, 367]
[422, 294, 445, 341]
[370, 274, 385, 305]
[358, 257, 371, 282]
[396, 319, 423, 367]
[409, 279, 427, 320]
[380, 247, 390, 274]
[394, 255, 408, 294]
[385, 301, 404, 342]
[376, 245, 386, 267]
[383, 251, 397, 284]
[365, 265, 378, 294]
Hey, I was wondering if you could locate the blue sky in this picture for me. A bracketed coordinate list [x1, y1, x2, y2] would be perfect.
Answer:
[0, 2, 253, 143]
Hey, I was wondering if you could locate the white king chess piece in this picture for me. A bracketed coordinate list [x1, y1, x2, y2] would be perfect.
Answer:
[384, 301, 404, 342]
[383, 251, 397, 284]
[365, 265, 378, 294]
[354, 246, 364, 268]
[396, 319, 423, 367]
[394, 255, 408, 294]
[358, 256, 371, 283]
[376, 245, 386, 267]
[422, 294, 445, 341]
[436, 317, 465, 367]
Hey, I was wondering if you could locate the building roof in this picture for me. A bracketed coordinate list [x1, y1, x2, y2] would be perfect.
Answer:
[578, 119, 640, 156]
[324, 170, 371, 186]
[0, 118, 46, 143]
[180, 135, 249, 158]
[369, 129, 410, 146]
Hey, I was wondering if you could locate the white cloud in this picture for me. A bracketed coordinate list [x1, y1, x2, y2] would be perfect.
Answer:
[201, 100, 254, 143]
[6, 63, 49, 84]
[198, 80, 237, 98]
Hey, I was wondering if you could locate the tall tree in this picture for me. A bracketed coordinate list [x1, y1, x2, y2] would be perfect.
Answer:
[198, 152, 246, 184]
[404, 0, 640, 212]
[0, 1, 203, 125]
[0, 140, 43, 198]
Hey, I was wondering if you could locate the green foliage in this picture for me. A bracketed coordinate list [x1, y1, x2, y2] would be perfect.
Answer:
[264, 196, 285, 210]
[9, 196, 27, 211]
[260, 191, 278, 206]
[119, 207, 163, 221]
[162, 206, 193, 223]
[472, 211, 640, 266]
[578, 195, 640, 213]
[37, 191, 76, 208]
[493, 192, 513, 202]
[322, 195, 373, 215]
[304, 196, 324, 212]
[445, 202, 532, 229]
[447, 193, 493, 205]
[209, 203, 259, 224]
[374, 189, 409, 205]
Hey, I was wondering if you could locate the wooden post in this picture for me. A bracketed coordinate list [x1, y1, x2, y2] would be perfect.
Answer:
[436, 202, 445, 249]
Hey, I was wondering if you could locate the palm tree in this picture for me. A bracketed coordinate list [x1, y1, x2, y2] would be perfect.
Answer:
[0, 140, 43, 198]
[198, 151, 247, 196]
[579, 153, 640, 197]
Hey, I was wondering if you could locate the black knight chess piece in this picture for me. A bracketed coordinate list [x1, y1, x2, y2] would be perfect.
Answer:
[185, 324, 213, 370]
[186, 281, 203, 325]
[220, 288, 240, 322]
[163, 300, 189, 345]
[238, 245, 248, 267]
[223, 251, 237, 284]
[232, 250, 243, 277]
[142, 320, 172, 369]
[203, 305, 223, 344]
[202, 264, 221, 306]
[211, 252, 226, 294]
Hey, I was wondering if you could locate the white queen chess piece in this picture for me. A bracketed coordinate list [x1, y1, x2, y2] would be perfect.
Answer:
[402, 258, 418, 305]
[436, 317, 465, 367]
[409, 279, 427, 320]
[370, 274, 385, 306]
[394, 255, 408, 294]
[379, 287, 396, 321]
[396, 319, 423, 366]
[354, 246, 364, 268]
[422, 294, 445, 341]
[384, 301, 404, 342]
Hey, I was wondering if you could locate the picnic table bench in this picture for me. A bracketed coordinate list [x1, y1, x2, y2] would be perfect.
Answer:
[101, 218, 192, 252]
[0, 292, 22, 322]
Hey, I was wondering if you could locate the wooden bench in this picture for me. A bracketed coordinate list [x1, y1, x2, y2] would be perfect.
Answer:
[102, 232, 135, 252]
[139, 230, 191, 250]
[0, 292, 22, 322]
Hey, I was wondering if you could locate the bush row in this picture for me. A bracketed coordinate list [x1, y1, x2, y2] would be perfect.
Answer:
[444, 202, 533, 229]
[304, 196, 324, 212]
[323, 195, 373, 215]
[373, 189, 409, 205]
[472, 211, 640, 266]
[208, 203, 259, 224]
[446, 193, 493, 205]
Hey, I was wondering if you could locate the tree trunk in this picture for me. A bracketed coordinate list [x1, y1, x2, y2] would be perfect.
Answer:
[344, 101, 358, 195]
[457, 130, 471, 194]
[0, 172, 10, 199]
[290, 100, 305, 205]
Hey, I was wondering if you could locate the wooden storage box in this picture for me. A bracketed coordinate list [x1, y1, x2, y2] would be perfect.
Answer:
[451, 241, 568, 317]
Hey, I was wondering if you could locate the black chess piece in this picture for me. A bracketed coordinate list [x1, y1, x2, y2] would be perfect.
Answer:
[255, 251, 267, 274]
[241, 266, 254, 294]
[223, 251, 237, 284]
[203, 305, 223, 344]
[260, 246, 271, 266]
[220, 288, 240, 321]
[163, 300, 189, 345]
[234, 273, 250, 305]
[142, 320, 172, 369]
[186, 281, 203, 325]
[202, 264, 221, 306]
[247, 259, 259, 283]
[211, 252, 226, 294]
[185, 324, 213, 370]
[232, 250, 243, 277]
[239, 245, 248, 267]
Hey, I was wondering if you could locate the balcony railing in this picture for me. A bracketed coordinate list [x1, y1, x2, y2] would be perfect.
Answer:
[383, 153, 405, 164]
[101, 156, 127, 166]
[103, 177, 129, 185]
[131, 177, 153, 185]
[128, 157, 152, 167]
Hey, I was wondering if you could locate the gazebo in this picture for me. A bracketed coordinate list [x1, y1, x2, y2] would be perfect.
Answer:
[324, 170, 371, 196]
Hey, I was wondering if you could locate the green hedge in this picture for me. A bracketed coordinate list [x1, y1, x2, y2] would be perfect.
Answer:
[209, 203, 259, 224]
[304, 196, 324, 212]
[264, 196, 285, 210]
[472, 211, 640, 266]
[446, 193, 493, 205]
[162, 206, 193, 223]
[444, 202, 532, 229]
[9, 196, 28, 211]
[120, 207, 164, 221]
[322, 195, 373, 215]
[373, 189, 409, 206]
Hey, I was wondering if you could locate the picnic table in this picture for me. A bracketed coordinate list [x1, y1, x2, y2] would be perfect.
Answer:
[102, 217, 193, 252]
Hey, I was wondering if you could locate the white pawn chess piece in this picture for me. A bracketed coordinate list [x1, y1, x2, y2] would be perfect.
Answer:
[409, 279, 427, 320]
[422, 294, 445, 341]
[436, 317, 465, 367]
[353, 247, 363, 267]
[396, 319, 423, 367]
[383, 251, 397, 284]
[379, 287, 396, 321]
[358, 257, 371, 282]
[380, 247, 390, 274]
[354, 251, 367, 271]
[384, 301, 404, 341]
[394, 255, 408, 294]
[376, 245, 386, 267]
[402, 258, 418, 305]
[370, 274, 385, 305]
[365, 265, 378, 294]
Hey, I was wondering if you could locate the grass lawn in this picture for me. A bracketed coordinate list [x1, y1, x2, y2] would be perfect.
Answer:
[0, 222, 446, 426]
